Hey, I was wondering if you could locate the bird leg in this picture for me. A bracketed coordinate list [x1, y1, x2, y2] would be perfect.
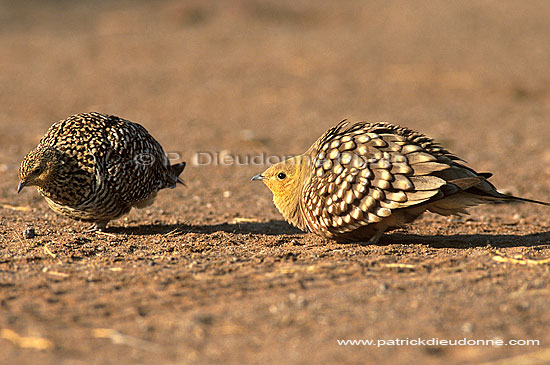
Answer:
[361, 230, 385, 246]
[84, 221, 108, 232]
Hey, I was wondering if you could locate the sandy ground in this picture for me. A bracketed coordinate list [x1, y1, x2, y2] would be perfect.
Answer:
[1, 1, 550, 364]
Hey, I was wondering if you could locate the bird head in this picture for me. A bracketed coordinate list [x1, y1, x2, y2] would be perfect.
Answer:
[252, 155, 309, 228]
[18, 147, 63, 193]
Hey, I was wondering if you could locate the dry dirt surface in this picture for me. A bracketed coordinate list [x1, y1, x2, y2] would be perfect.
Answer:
[1, 1, 550, 364]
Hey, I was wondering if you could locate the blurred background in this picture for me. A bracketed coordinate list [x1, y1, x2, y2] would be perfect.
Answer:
[1, 0, 549, 214]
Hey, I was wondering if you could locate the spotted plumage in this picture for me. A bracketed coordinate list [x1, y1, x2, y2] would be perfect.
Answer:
[18, 112, 186, 231]
[253, 120, 549, 243]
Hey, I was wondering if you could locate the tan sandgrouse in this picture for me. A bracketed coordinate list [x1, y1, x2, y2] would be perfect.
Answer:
[252, 121, 549, 243]
[18, 112, 186, 231]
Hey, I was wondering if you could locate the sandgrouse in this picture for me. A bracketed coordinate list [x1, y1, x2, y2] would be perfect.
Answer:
[18, 112, 186, 231]
[253, 121, 549, 243]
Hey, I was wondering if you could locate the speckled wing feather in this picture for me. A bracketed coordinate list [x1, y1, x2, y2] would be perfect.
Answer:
[100, 117, 174, 203]
[300, 121, 477, 236]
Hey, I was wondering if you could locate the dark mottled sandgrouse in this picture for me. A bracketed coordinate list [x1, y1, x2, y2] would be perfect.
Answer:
[18, 112, 186, 231]
[252, 121, 549, 243]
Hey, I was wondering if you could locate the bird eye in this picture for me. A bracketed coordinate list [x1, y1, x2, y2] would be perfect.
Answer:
[277, 172, 287, 180]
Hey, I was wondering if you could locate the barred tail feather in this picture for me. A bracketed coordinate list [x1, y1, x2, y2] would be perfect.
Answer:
[171, 162, 186, 185]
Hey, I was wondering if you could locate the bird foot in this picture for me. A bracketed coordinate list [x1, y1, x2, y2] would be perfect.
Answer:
[84, 222, 108, 233]
[361, 231, 385, 246]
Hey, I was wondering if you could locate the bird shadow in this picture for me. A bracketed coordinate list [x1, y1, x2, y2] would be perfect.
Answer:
[104, 221, 549, 249]
[106, 220, 302, 236]
[378, 232, 550, 249]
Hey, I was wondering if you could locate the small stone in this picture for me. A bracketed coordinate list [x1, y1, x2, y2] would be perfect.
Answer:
[462, 322, 474, 333]
[378, 283, 389, 293]
[23, 227, 35, 239]
[240, 129, 255, 141]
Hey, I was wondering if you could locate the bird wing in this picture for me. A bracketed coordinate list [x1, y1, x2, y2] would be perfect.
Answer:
[99, 115, 174, 203]
[301, 122, 487, 235]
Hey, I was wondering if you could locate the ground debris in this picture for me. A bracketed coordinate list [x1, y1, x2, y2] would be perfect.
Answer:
[23, 227, 35, 239]
[492, 252, 550, 266]
[1, 204, 32, 212]
[0, 328, 54, 350]
[93, 328, 159, 352]
[44, 270, 69, 278]
[43, 244, 56, 258]
[480, 347, 550, 364]
[231, 217, 262, 224]
[382, 263, 416, 269]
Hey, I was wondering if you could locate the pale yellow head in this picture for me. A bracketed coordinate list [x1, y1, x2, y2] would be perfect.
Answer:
[252, 155, 309, 230]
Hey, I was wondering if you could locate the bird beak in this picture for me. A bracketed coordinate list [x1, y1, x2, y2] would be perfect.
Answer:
[251, 174, 264, 181]
[17, 181, 26, 193]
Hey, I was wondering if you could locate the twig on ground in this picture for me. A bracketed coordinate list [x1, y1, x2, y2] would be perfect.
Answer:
[1, 328, 54, 350]
[93, 328, 159, 352]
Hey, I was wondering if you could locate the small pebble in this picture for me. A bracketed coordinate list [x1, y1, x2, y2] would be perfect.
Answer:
[462, 322, 475, 333]
[23, 227, 35, 239]
[240, 129, 255, 141]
